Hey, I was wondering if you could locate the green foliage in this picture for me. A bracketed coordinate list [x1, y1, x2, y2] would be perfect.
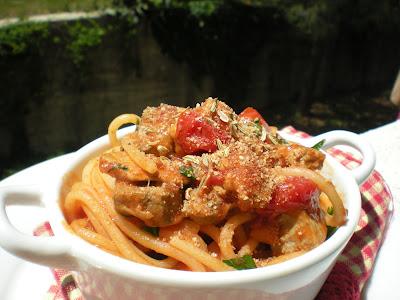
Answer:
[146, 0, 224, 17]
[143, 0, 400, 38]
[145, 0, 330, 32]
[284, 2, 331, 38]
[187, 1, 222, 17]
[66, 20, 107, 65]
[1, 0, 399, 60]
[0, 20, 109, 65]
[240, 0, 400, 38]
[0, 22, 49, 56]
[229, 1, 339, 38]
[111, 2, 144, 36]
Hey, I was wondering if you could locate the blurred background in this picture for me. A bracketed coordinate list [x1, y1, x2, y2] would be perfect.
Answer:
[1, 0, 399, 179]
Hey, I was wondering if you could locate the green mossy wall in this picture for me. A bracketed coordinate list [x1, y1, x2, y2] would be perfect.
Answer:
[0, 7, 399, 177]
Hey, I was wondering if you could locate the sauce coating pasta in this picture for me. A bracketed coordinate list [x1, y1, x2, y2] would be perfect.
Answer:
[62, 98, 345, 271]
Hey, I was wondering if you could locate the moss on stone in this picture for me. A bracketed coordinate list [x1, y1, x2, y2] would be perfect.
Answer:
[0, 22, 49, 56]
[66, 20, 107, 65]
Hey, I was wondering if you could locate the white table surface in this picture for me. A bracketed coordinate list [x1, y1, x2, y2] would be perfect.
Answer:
[361, 121, 400, 299]
[0, 121, 399, 300]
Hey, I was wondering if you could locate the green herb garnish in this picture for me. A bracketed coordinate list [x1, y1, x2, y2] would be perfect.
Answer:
[327, 206, 334, 215]
[143, 226, 159, 237]
[276, 134, 288, 144]
[223, 255, 257, 270]
[253, 118, 263, 135]
[311, 139, 326, 151]
[179, 166, 195, 179]
[326, 226, 337, 239]
[111, 163, 129, 171]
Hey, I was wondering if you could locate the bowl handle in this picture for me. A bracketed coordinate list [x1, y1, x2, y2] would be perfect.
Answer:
[287, 130, 375, 185]
[0, 185, 76, 269]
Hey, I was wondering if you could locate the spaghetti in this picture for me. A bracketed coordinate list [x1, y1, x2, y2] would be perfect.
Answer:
[62, 98, 346, 271]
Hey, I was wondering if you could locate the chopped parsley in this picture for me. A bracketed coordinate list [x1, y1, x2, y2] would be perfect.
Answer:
[326, 226, 337, 239]
[274, 134, 288, 145]
[327, 206, 334, 215]
[143, 226, 159, 237]
[223, 255, 257, 270]
[311, 139, 326, 151]
[179, 165, 195, 179]
[111, 163, 129, 171]
[253, 119, 263, 136]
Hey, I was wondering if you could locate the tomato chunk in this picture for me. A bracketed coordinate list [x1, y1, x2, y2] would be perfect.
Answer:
[176, 110, 230, 155]
[268, 176, 319, 214]
[239, 107, 268, 127]
[206, 172, 225, 187]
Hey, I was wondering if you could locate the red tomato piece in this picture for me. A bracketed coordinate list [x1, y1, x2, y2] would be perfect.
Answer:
[239, 107, 268, 127]
[176, 110, 230, 155]
[268, 176, 319, 214]
[206, 172, 225, 187]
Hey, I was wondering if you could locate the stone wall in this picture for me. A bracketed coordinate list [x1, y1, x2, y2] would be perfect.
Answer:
[1, 12, 399, 176]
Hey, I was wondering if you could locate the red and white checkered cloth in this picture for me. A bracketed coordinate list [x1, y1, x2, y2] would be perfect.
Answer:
[283, 127, 393, 299]
[36, 127, 393, 300]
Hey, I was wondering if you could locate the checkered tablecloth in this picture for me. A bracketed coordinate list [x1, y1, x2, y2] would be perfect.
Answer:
[37, 127, 393, 300]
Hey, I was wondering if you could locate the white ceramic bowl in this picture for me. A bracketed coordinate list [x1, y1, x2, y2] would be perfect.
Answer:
[0, 129, 375, 300]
